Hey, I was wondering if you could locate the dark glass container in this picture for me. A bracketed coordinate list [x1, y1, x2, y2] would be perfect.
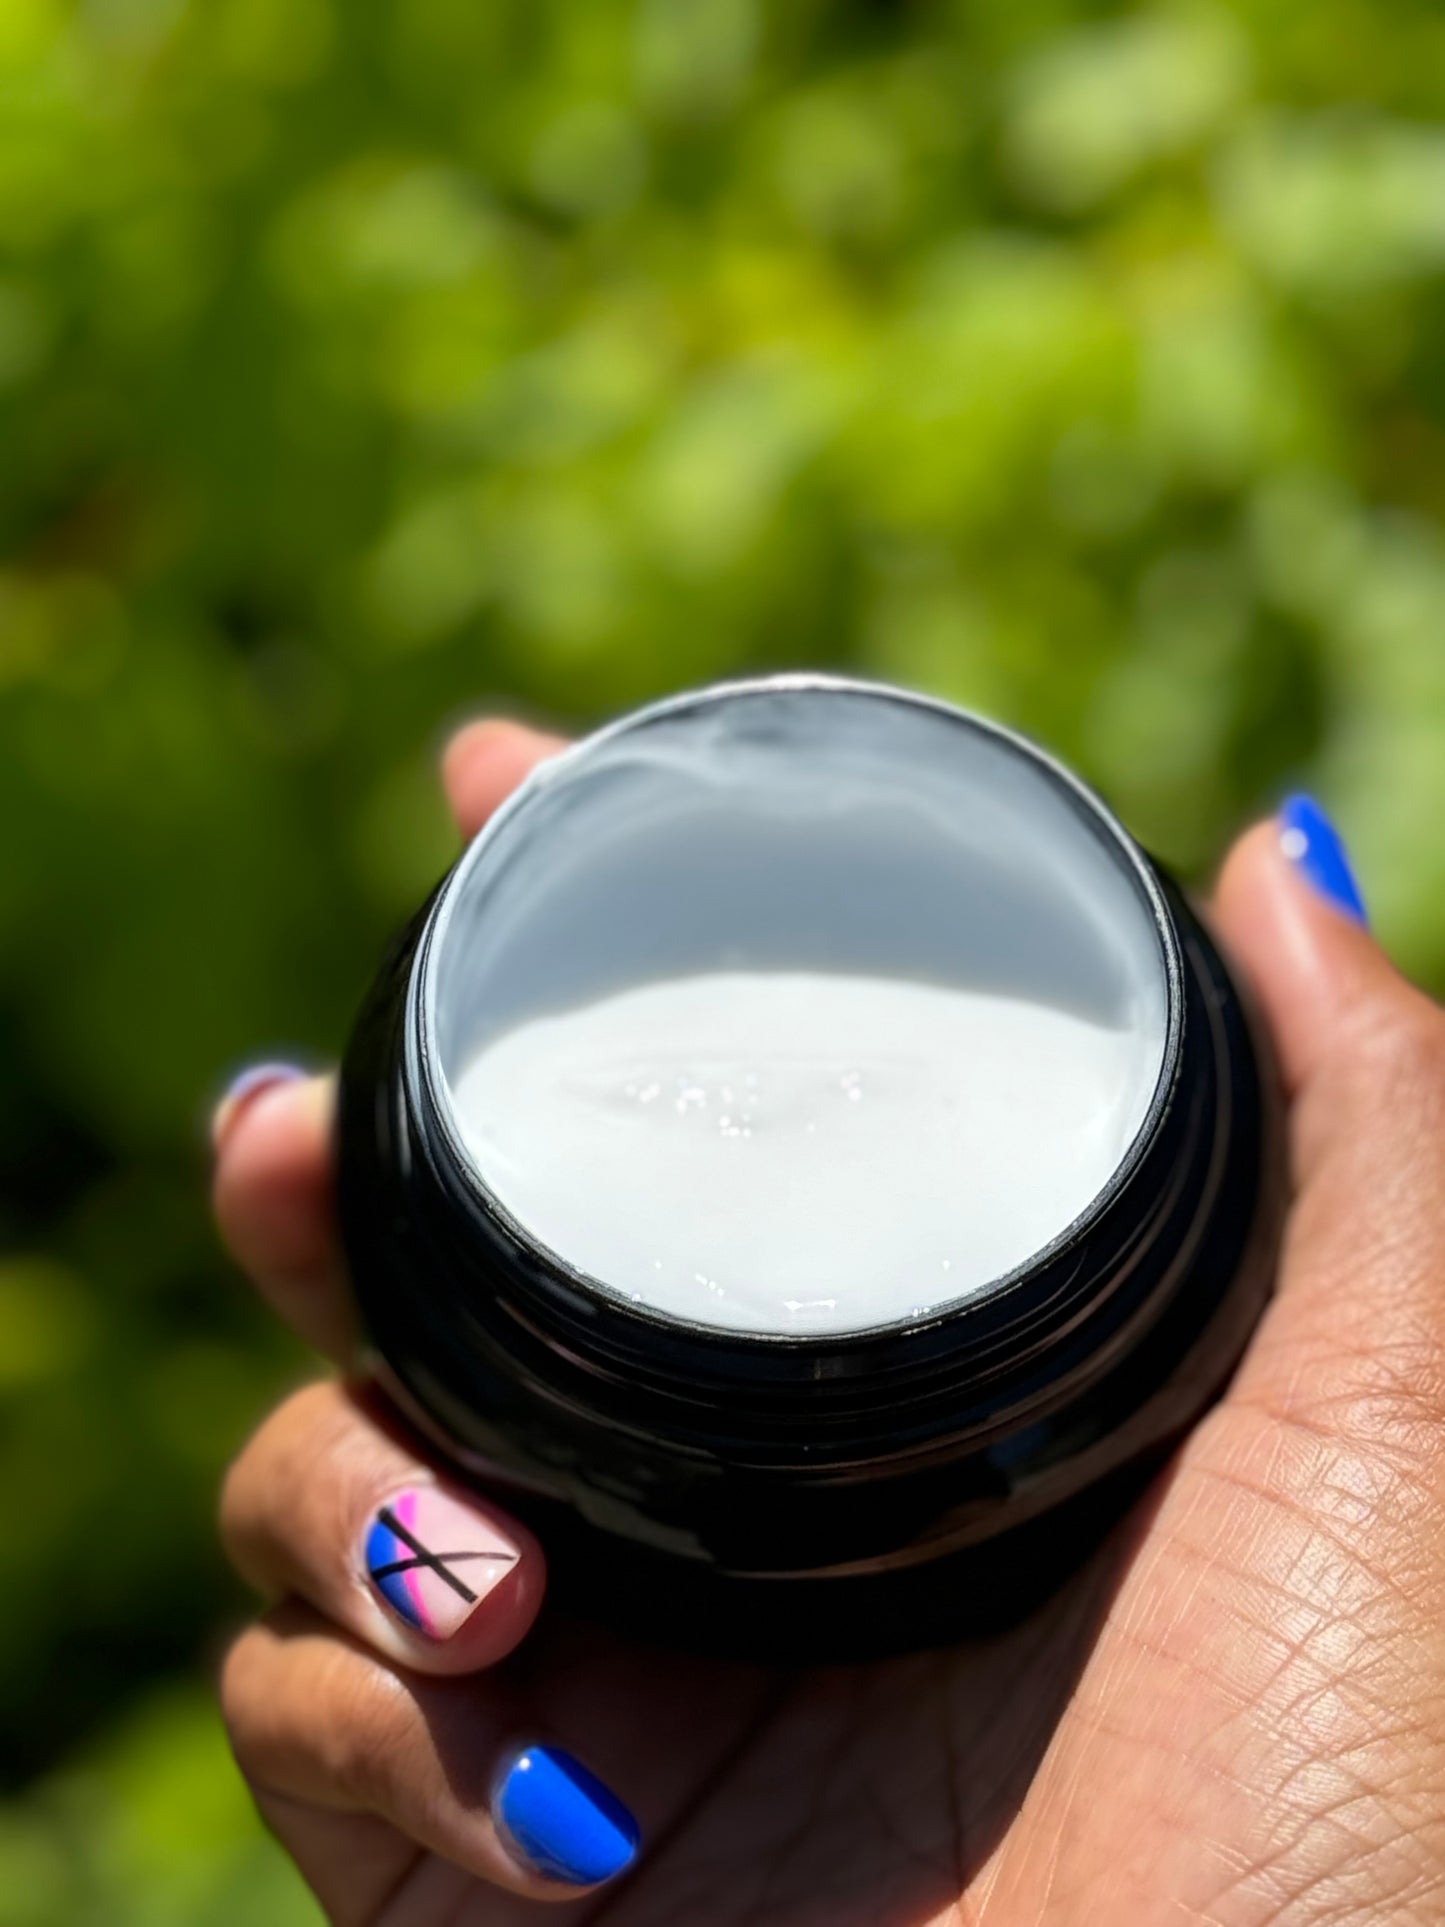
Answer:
[337, 678, 1283, 1658]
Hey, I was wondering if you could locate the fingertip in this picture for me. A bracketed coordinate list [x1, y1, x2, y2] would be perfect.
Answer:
[212, 1073, 354, 1356]
[361, 1481, 548, 1671]
[213, 1073, 334, 1264]
[221, 1379, 543, 1677]
[1210, 813, 1392, 1098]
[441, 717, 566, 841]
[211, 1061, 308, 1154]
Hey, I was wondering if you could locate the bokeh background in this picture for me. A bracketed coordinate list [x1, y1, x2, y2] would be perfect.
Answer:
[4, 0, 1445, 1918]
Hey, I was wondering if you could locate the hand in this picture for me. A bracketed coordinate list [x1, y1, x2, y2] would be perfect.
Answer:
[215, 723, 1445, 1924]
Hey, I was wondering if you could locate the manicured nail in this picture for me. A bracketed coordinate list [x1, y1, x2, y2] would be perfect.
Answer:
[1279, 794, 1368, 925]
[364, 1487, 520, 1641]
[211, 1061, 306, 1150]
[492, 1744, 640, 1887]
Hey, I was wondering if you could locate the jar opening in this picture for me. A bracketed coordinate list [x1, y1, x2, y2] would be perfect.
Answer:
[422, 680, 1172, 1338]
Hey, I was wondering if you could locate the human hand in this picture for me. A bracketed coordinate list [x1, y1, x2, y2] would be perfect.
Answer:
[215, 723, 1445, 1924]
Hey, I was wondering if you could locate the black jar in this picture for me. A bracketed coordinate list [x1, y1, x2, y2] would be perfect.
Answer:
[338, 677, 1283, 1658]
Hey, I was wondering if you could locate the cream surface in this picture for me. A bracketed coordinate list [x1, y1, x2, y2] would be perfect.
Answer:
[450, 968, 1159, 1334]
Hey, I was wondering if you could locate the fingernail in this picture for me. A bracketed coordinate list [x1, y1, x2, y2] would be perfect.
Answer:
[211, 1061, 307, 1151]
[364, 1487, 520, 1641]
[1279, 794, 1368, 925]
[492, 1744, 640, 1888]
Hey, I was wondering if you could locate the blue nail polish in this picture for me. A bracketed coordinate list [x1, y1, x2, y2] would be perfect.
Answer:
[493, 1745, 639, 1887]
[211, 1061, 308, 1148]
[1279, 794, 1367, 925]
[220, 1061, 307, 1107]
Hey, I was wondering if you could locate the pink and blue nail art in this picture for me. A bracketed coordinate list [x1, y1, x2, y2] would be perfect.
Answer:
[364, 1487, 520, 1641]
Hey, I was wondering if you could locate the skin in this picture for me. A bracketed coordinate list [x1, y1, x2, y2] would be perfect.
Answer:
[216, 718, 1445, 1925]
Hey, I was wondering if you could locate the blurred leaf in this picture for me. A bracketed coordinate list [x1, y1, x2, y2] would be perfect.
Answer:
[1005, 4, 1250, 212]
[0, 1259, 93, 1388]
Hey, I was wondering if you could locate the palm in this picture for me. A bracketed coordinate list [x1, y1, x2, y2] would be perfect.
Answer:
[274, 1259, 1444, 1927]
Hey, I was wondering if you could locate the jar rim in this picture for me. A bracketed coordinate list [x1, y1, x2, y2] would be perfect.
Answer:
[412, 673, 1186, 1354]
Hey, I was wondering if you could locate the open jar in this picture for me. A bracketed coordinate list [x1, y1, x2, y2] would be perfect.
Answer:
[337, 677, 1283, 1656]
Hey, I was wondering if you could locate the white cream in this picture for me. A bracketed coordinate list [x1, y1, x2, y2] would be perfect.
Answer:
[451, 969, 1160, 1334]
[427, 680, 1170, 1338]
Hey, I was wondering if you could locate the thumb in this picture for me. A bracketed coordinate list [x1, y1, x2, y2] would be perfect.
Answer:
[1210, 796, 1445, 1188]
[1209, 794, 1445, 1389]
[1212, 796, 1384, 1103]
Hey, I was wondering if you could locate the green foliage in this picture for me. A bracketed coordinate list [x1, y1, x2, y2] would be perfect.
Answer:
[4, 0, 1445, 1917]
[0, 1687, 319, 1925]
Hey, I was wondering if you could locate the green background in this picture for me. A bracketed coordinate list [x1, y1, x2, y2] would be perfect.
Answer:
[4, 0, 1445, 1918]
